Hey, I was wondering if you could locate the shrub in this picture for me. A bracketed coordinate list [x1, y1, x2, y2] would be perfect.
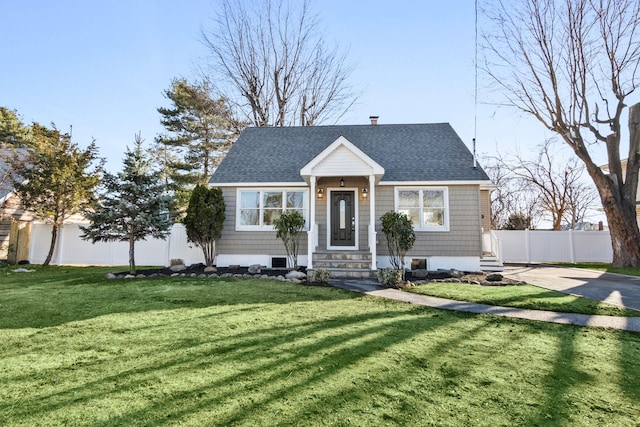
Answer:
[376, 268, 403, 288]
[380, 211, 416, 279]
[309, 268, 330, 285]
[273, 210, 305, 269]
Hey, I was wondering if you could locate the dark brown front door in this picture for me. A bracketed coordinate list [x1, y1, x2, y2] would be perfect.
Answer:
[330, 191, 355, 247]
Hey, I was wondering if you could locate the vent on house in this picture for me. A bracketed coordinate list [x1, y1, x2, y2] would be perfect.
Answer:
[411, 258, 427, 270]
[271, 257, 287, 269]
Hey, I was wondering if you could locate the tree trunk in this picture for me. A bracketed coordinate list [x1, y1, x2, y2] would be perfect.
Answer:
[43, 223, 59, 266]
[600, 188, 640, 267]
[129, 229, 136, 274]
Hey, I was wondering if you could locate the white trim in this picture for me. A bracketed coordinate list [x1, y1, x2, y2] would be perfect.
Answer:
[300, 135, 384, 178]
[379, 180, 492, 186]
[217, 254, 309, 268]
[326, 187, 359, 250]
[235, 188, 309, 231]
[0, 191, 14, 206]
[394, 186, 450, 232]
[376, 255, 480, 272]
[211, 181, 308, 187]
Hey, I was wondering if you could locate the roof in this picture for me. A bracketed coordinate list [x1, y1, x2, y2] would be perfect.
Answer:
[209, 123, 490, 184]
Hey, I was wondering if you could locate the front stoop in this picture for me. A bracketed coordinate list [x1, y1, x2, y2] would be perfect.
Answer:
[480, 255, 504, 272]
[310, 250, 376, 279]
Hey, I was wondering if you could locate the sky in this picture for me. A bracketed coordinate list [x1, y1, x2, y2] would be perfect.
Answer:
[1, 0, 606, 176]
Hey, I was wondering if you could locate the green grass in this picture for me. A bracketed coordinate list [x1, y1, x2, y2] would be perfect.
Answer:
[1, 265, 640, 426]
[405, 282, 640, 317]
[551, 262, 640, 277]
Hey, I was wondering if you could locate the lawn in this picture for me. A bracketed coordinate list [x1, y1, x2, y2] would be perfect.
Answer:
[405, 282, 640, 317]
[552, 262, 640, 277]
[1, 266, 639, 426]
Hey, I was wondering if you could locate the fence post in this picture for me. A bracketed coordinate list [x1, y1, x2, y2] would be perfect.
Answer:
[525, 229, 531, 263]
[56, 223, 64, 265]
[568, 229, 575, 263]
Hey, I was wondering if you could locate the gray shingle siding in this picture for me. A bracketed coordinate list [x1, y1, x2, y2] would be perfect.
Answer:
[210, 123, 490, 184]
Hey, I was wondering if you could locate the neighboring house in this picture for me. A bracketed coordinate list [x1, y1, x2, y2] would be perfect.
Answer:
[601, 159, 640, 225]
[0, 149, 33, 260]
[209, 120, 499, 277]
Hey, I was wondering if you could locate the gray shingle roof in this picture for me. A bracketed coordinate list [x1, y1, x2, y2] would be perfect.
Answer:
[209, 123, 490, 184]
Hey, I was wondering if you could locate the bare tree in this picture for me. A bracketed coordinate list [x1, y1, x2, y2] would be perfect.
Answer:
[503, 140, 599, 230]
[200, 0, 356, 127]
[482, 0, 640, 266]
[483, 154, 542, 229]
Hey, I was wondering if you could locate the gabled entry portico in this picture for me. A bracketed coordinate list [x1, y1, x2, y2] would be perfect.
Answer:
[300, 135, 385, 272]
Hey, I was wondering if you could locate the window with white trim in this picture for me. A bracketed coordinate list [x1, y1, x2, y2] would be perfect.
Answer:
[395, 187, 449, 231]
[237, 189, 307, 230]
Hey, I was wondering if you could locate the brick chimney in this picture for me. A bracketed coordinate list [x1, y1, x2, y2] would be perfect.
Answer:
[369, 115, 379, 125]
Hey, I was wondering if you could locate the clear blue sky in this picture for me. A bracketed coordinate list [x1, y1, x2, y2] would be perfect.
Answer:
[1, 0, 571, 172]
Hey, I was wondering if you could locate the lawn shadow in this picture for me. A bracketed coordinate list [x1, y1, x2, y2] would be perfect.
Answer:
[0, 276, 361, 329]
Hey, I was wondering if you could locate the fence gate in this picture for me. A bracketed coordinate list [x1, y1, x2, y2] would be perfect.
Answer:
[7, 221, 30, 264]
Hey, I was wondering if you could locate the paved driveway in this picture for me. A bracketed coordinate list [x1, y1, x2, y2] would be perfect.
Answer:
[503, 265, 640, 311]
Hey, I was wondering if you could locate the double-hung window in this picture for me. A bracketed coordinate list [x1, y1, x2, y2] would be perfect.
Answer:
[237, 189, 307, 230]
[396, 187, 449, 231]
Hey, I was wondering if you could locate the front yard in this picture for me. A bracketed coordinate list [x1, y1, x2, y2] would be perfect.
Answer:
[1, 266, 639, 426]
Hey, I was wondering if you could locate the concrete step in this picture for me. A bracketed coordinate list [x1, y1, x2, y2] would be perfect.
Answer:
[480, 257, 504, 272]
[323, 268, 376, 279]
[313, 251, 372, 261]
[312, 260, 372, 270]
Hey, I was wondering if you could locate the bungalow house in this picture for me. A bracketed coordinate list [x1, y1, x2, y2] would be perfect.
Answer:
[209, 120, 500, 277]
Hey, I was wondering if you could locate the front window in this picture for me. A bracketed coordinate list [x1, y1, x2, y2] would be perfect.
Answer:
[396, 187, 449, 231]
[237, 189, 307, 230]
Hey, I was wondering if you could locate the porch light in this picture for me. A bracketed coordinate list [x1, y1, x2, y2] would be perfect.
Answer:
[340, 177, 345, 187]
[317, 188, 324, 198]
[362, 187, 368, 198]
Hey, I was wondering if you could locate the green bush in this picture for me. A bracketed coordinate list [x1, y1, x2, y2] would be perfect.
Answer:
[380, 211, 416, 279]
[376, 268, 403, 288]
[309, 268, 330, 285]
[273, 210, 305, 269]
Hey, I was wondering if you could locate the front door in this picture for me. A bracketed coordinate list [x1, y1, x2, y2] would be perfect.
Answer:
[330, 191, 355, 247]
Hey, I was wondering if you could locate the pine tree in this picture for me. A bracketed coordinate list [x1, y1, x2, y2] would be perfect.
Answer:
[81, 134, 173, 274]
[0, 107, 32, 147]
[183, 184, 225, 267]
[11, 123, 101, 265]
[155, 78, 243, 218]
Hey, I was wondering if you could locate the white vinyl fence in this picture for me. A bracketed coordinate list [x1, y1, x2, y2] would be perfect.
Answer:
[29, 222, 204, 266]
[492, 230, 613, 263]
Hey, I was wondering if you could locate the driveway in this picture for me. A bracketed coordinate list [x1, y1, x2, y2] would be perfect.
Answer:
[503, 265, 640, 311]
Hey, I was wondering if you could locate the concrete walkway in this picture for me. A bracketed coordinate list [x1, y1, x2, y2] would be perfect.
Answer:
[331, 276, 640, 333]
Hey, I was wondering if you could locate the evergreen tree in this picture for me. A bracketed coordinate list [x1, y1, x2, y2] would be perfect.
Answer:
[10, 123, 101, 265]
[183, 184, 225, 267]
[81, 134, 173, 274]
[0, 107, 32, 147]
[155, 78, 243, 218]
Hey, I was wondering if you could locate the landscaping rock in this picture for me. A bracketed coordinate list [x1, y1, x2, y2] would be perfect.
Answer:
[412, 269, 428, 278]
[198, 274, 207, 278]
[486, 273, 504, 282]
[285, 270, 307, 280]
[124, 274, 136, 279]
[169, 264, 186, 272]
[189, 273, 197, 278]
[136, 274, 146, 278]
[248, 264, 261, 274]
[276, 275, 285, 281]
[449, 269, 464, 278]
[12, 268, 35, 273]
[209, 273, 219, 278]
[204, 266, 217, 273]
[104, 273, 117, 279]
[171, 273, 180, 277]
